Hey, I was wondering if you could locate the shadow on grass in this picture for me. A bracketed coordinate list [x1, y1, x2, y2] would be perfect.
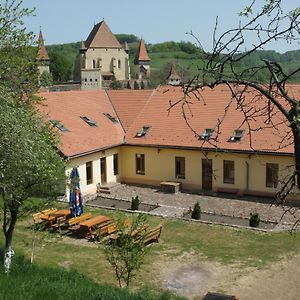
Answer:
[0, 246, 186, 300]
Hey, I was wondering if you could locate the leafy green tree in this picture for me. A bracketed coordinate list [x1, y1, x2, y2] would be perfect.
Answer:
[49, 51, 72, 82]
[104, 215, 148, 288]
[0, 0, 65, 272]
[115, 34, 139, 44]
[40, 71, 53, 87]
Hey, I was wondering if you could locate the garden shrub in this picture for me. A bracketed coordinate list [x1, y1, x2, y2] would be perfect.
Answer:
[249, 212, 260, 227]
[191, 202, 201, 220]
[131, 196, 141, 211]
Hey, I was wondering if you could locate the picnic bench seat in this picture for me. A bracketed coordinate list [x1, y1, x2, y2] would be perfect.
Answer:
[68, 212, 92, 232]
[135, 224, 163, 245]
[32, 208, 58, 224]
[90, 220, 118, 240]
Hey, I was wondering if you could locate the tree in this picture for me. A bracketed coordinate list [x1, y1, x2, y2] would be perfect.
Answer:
[49, 51, 72, 82]
[104, 215, 148, 288]
[0, 0, 65, 272]
[40, 71, 53, 87]
[176, 0, 300, 227]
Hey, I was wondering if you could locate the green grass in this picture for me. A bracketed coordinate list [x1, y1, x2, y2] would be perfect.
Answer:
[1, 201, 300, 298]
[0, 253, 185, 300]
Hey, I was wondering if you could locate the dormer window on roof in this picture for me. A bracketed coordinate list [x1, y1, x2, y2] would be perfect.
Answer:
[103, 112, 119, 124]
[230, 129, 244, 142]
[200, 128, 214, 140]
[136, 126, 151, 137]
[50, 120, 69, 132]
[80, 116, 97, 127]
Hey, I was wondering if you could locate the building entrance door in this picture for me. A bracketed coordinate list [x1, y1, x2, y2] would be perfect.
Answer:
[202, 159, 212, 190]
[100, 157, 107, 184]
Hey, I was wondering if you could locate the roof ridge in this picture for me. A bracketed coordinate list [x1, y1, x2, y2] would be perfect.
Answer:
[126, 88, 159, 136]
[104, 89, 126, 138]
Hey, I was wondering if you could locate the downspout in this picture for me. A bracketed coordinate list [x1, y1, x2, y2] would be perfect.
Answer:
[246, 161, 249, 191]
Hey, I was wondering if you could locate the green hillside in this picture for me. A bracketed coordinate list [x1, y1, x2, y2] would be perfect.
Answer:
[46, 38, 300, 84]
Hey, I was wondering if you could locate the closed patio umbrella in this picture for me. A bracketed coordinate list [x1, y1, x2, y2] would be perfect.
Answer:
[69, 167, 83, 217]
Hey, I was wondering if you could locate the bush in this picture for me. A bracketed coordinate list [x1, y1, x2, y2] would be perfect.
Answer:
[191, 202, 201, 220]
[109, 80, 123, 90]
[249, 212, 260, 227]
[131, 196, 141, 211]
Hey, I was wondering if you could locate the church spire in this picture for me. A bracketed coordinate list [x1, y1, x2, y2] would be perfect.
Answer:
[37, 29, 49, 61]
[134, 38, 150, 64]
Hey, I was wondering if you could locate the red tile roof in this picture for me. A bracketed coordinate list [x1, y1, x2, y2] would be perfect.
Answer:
[38, 85, 300, 158]
[107, 89, 154, 132]
[85, 21, 122, 49]
[122, 85, 297, 155]
[38, 90, 124, 157]
[134, 39, 150, 63]
[37, 30, 49, 61]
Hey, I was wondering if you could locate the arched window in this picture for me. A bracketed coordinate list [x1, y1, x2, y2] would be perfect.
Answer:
[93, 59, 96, 68]
[118, 59, 121, 69]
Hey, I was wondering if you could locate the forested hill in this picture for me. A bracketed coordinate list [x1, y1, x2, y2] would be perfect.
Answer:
[45, 34, 300, 84]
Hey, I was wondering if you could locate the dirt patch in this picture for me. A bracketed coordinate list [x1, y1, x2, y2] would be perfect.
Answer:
[159, 253, 300, 300]
[159, 253, 238, 299]
[225, 255, 300, 300]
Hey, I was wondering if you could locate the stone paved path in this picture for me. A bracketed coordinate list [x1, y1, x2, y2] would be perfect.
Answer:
[102, 184, 300, 225]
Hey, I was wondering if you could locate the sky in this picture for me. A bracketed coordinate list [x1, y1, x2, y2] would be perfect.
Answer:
[23, 0, 299, 53]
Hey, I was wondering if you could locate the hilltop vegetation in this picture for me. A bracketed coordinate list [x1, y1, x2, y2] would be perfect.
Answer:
[45, 35, 300, 84]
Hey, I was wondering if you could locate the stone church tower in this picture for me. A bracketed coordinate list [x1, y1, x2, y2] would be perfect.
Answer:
[80, 20, 131, 90]
[134, 38, 151, 80]
[36, 30, 50, 76]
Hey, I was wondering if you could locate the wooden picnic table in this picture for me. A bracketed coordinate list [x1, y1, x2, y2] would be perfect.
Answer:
[79, 215, 110, 237]
[41, 209, 71, 225]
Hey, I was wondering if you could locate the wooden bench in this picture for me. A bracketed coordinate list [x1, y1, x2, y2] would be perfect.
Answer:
[137, 224, 163, 245]
[68, 212, 92, 232]
[160, 181, 181, 193]
[91, 220, 118, 240]
[78, 215, 111, 238]
[41, 209, 71, 226]
[32, 208, 58, 224]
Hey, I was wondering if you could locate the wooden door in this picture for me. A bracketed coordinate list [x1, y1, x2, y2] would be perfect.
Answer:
[202, 159, 212, 190]
[100, 157, 107, 184]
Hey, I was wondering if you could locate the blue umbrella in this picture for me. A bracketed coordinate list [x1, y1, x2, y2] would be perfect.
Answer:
[69, 167, 83, 217]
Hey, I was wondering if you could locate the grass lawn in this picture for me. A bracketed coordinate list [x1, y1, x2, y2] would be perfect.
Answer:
[1, 200, 300, 298]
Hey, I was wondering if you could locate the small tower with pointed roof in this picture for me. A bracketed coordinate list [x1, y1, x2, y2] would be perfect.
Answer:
[166, 63, 181, 86]
[36, 29, 50, 76]
[134, 38, 151, 80]
[80, 20, 131, 90]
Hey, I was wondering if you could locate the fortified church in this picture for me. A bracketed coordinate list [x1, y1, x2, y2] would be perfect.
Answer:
[37, 21, 152, 90]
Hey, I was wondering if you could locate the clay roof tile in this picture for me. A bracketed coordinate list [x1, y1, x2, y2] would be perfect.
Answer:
[85, 20, 122, 49]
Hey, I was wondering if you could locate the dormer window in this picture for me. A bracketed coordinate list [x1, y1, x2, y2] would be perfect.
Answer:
[230, 129, 244, 142]
[51, 120, 69, 132]
[80, 116, 97, 127]
[200, 128, 214, 140]
[136, 126, 151, 137]
[103, 113, 119, 124]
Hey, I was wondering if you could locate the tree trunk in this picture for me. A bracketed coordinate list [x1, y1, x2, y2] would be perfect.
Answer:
[293, 127, 300, 190]
[3, 208, 18, 274]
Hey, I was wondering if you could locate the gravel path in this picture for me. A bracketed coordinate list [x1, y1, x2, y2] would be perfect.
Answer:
[101, 184, 300, 225]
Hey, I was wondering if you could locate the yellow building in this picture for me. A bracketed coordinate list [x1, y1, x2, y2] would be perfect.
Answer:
[40, 85, 300, 200]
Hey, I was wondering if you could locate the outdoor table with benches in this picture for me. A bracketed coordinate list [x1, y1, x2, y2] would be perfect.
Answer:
[40, 209, 71, 226]
[78, 215, 111, 237]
